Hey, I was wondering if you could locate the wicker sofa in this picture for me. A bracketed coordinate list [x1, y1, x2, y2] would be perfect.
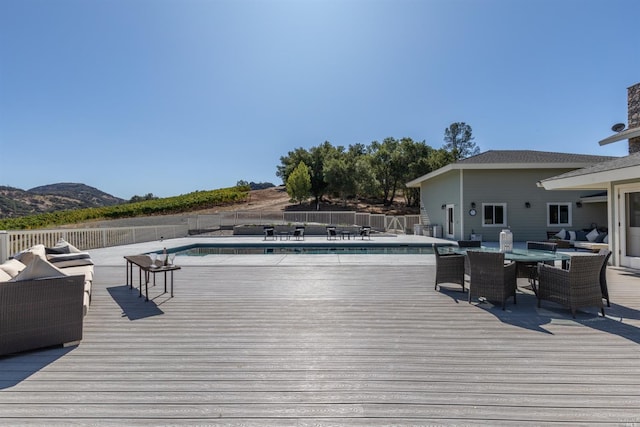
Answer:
[0, 275, 85, 356]
[0, 240, 93, 355]
[546, 228, 608, 251]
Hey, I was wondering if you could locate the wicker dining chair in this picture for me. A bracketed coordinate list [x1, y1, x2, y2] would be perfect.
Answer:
[433, 244, 466, 292]
[457, 240, 481, 277]
[536, 254, 606, 318]
[520, 241, 559, 281]
[467, 251, 517, 310]
[598, 248, 612, 307]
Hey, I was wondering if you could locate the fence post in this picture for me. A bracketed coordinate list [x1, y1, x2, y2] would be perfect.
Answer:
[0, 230, 8, 263]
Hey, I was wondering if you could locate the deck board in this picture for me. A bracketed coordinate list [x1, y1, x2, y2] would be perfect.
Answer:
[1, 262, 640, 425]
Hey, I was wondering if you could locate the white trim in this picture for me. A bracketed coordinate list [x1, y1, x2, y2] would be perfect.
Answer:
[481, 203, 507, 227]
[445, 204, 455, 239]
[546, 202, 572, 227]
[459, 169, 464, 240]
[406, 162, 601, 187]
[540, 164, 640, 190]
[617, 184, 640, 269]
[598, 126, 640, 146]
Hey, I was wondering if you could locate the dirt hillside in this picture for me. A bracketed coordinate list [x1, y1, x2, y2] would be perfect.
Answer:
[195, 186, 419, 216]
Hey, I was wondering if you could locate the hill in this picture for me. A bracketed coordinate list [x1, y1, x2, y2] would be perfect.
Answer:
[0, 183, 125, 218]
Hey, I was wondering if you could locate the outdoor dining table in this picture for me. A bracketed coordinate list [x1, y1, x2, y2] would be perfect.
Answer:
[439, 246, 571, 283]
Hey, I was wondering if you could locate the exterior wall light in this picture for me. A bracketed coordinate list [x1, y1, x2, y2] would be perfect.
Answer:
[576, 201, 583, 208]
[525, 202, 531, 208]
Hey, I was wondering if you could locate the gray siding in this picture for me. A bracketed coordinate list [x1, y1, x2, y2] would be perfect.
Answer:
[420, 172, 460, 233]
[421, 168, 608, 242]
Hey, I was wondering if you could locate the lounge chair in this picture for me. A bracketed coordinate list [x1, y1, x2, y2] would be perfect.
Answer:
[263, 226, 276, 241]
[467, 251, 517, 310]
[536, 254, 606, 317]
[433, 244, 466, 292]
[326, 226, 337, 240]
[359, 226, 371, 240]
[292, 226, 305, 241]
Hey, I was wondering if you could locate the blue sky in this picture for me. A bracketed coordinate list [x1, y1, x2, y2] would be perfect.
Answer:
[1, 0, 638, 200]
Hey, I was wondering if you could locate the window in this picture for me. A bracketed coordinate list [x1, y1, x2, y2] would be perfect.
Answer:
[547, 203, 571, 227]
[482, 203, 507, 227]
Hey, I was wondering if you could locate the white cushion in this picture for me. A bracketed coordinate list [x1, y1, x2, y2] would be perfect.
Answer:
[604, 234, 609, 243]
[9, 256, 67, 282]
[0, 269, 11, 282]
[0, 259, 26, 277]
[567, 231, 577, 241]
[586, 228, 599, 242]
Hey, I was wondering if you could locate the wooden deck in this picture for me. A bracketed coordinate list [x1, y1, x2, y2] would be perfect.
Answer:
[1, 261, 640, 425]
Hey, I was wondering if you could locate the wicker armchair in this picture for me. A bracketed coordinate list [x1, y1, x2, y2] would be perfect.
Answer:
[536, 254, 606, 317]
[598, 248, 612, 307]
[527, 241, 558, 252]
[433, 244, 466, 292]
[519, 241, 558, 280]
[457, 240, 481, 277]
[467, 251, 517, 310]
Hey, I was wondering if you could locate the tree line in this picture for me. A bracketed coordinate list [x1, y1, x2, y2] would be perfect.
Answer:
[277, 122, 480, 208]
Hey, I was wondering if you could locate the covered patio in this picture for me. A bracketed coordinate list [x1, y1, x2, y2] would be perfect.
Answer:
[1, 237, 639, 425]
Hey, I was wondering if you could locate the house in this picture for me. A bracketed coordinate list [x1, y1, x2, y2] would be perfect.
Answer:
[540, 83, 640, 268]
[406, 150, 617, 242]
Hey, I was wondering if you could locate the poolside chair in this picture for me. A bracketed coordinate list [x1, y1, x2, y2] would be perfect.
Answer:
[467, 251, 517, 310]
[433, 244, 466, 292]
[292, 226, 305, 241]
[263, 226, 276, 241]
[326, 226, 337, 240]
[536, 254, 606, 318]
[598, 248, 612, 307]
[359, 226, 371, 240]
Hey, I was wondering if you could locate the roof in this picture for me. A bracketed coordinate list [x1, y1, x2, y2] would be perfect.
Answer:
[539, 151, 640, 190]
[406, 150, 618, 187]
[456, 150, 616, 164]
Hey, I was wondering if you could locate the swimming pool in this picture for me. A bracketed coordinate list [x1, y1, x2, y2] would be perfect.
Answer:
[158, 242, 449, 256]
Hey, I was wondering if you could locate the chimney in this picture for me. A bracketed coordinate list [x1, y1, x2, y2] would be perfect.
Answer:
[629, 83, 640, 154]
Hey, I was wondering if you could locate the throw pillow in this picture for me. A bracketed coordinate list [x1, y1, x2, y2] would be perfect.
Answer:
[568, 231, 577, 241]
[595, 233, 607, 243]
[12, 244, 47, 265]
[586, 228, 600, 242]
[0, 259, 26, 277]
[45, 245, 71, 255]
[0, 269, 11, 282]
[54, 238, 82, 253]
[575, 231, 588, 241]
[604, 234, 609, 243]
[9, 256, 67, 282]
[554, 229, 567, 240]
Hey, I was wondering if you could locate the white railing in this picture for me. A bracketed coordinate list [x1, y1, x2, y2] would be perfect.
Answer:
[0, 211, 422, 262]
[1, 225, 188, 262]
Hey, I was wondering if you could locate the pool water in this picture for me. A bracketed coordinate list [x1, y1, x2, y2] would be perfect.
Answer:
[161, 243, 444, 256]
